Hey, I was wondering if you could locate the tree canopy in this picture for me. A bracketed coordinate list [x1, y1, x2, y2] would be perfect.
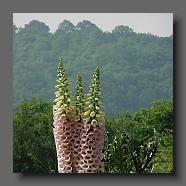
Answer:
[13, 20, 173, 116]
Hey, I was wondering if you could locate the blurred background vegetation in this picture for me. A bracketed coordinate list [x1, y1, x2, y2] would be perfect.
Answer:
[13, 99, 173, 173]
[13, 20, 173, 117]
[13, 20, 173, 173]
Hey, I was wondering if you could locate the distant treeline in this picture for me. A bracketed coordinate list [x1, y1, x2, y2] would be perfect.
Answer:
[13, 20, 173, 116]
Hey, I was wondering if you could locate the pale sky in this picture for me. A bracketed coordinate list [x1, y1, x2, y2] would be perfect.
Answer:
[13, 13, 173, 37]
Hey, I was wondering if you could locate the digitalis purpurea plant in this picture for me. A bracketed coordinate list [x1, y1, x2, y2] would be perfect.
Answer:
[80, 67, 105, 173]
[53, 58, 105, 173]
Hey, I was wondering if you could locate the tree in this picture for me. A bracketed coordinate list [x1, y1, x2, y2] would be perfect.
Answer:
[112, 25, 134, 34]
[57, 20, 75, 33]
[76, 20, 99, 31]
[13, 98, 56, 173]
[19, 20, 50, 35]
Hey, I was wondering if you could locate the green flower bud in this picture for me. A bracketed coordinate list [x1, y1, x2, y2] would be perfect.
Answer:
[55, 93, 61, 97]
[88, 104, 94, 109]
[63, 104, 68, 110]
[54, 97, 60, 102]
[67, 98, 71, 103]
[57, 107, 63, 113]
[84, 111, 90, 116]
[95, 106, 100, 110]
[90, 111, 95, 117]
[56, 100, 62, 107]
[91, 119, 98, 127]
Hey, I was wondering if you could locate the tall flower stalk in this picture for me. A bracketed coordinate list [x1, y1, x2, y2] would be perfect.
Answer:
[53, 58, 105, 173]
[53, 58, 71, 115]
[81, 67, 105, 173]
[53, 58, 75, 173]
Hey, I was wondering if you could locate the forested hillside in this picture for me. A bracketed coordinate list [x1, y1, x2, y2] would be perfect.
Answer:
[13, 20, 173, 116]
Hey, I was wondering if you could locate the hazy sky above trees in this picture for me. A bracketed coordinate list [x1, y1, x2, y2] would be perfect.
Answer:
[13, 13, 173, 37]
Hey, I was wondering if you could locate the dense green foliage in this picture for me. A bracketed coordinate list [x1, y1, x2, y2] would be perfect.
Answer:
[13, 99, 57, 173]
[13, 99, 173, 173]
[105, 100, 173, 173]
[13, 20, 173, 116]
